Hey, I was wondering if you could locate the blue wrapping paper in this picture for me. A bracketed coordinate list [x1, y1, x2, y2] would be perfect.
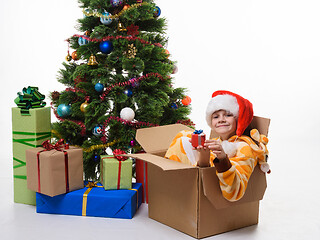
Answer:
[36, 182, 142, 219]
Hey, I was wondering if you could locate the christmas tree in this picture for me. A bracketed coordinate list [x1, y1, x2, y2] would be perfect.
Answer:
[51, 0, 194, 180]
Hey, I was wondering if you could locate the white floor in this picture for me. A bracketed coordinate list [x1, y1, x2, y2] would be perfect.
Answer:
[1, 143, 320, 240]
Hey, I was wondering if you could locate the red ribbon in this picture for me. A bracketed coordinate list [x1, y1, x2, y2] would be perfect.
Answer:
[36, 139, 70, 193]
[113, 149, 127, 190]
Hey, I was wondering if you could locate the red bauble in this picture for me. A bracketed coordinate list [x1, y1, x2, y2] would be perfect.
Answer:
[181, 96, 192, 106]
[72, 51, 78, 60]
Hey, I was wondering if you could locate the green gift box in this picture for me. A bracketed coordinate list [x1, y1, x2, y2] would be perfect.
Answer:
[12, 107, 51, 205]
[100, 155, 132, 190]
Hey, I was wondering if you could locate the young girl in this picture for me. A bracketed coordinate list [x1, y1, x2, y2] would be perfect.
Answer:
[165, 90, 270, 202]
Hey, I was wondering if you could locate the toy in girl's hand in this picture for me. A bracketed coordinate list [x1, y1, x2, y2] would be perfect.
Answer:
[191, 130, 206, 148]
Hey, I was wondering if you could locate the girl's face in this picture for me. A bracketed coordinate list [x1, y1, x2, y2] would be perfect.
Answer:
[211, 110, 237, 140]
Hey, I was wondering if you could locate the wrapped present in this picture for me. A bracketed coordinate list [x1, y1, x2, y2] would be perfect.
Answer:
[36, 182, 142, 219]
[191, 129, 206, 148]
[100, 150, 132, 190]
[136, 159, 148, 203]
[26, 140, 84, 197]
[12, 86, 51, 205]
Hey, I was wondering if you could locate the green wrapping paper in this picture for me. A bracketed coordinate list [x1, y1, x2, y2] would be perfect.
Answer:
[100, 155, 132, 190]
[12, 107, 51, 205]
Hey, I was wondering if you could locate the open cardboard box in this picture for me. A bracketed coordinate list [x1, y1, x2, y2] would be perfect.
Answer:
[128, 116, 270, 239]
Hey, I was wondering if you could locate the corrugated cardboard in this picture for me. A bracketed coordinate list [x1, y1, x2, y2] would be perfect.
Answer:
[128, 116, 270, 239]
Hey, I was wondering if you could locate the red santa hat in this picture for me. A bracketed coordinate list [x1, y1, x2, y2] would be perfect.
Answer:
[206, 90, 254, 136]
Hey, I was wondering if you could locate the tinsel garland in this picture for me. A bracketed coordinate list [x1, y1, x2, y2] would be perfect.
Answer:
[82, 2, 148, 19]
[77, 139, 119, 153]
[100, 72, 167, 100]
[71, 34, 163, 48]
[105, 116, 159, 128]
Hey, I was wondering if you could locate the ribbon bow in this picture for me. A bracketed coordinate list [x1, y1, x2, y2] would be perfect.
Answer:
[85, 181, 100, 188]
[113, 149, 128, 161]
[41, 139, 67, 151]
[193, 129, 203, 135]
[14, 86, 46, 115]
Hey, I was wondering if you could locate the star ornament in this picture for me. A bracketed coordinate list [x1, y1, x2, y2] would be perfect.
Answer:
[127, 24, 140, 36]
[126, 44, 137, 58]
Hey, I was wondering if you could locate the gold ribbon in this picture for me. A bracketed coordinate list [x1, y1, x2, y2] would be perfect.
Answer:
[82, 182, 103, 216]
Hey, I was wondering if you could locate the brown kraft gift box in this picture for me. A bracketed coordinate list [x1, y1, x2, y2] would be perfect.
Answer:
[26, 146, 84, 197]
[128, 116, 270, 239]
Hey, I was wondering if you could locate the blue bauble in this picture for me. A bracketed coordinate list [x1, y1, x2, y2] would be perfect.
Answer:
[57, 104, 71, 117]
[124, 88, 133, 97]
[95, 83, 104, 93]
[78, 36, 88, 46]
[99, 41, 113, 54]
[154, 6, 161, 17]
[100, 12, 112, 25]
[94, 155, 101, 162]
[171, 103, 178, 109]
[110, 0, 123, 7]
[92, 125, 103, 137]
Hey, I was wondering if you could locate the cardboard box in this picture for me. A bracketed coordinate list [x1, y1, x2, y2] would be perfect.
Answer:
[100, 155, 132, 190]
[36, 182, 142, 219]
[12, 107, 51, 205]
[128, 117, 270, 239]
[26, 146, 84, 197]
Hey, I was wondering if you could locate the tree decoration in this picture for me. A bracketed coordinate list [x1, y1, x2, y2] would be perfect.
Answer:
[95, 83, 104, 93]
[171, 103, 178, 109]
[57, 104, 71, 117]
[88, 54, 99, 65]
[92, 125, 103, 137]
[120, 107, 135, 121]
[181, 96, 192, 106]
[71, 51, 78, 60]
[172, 64, 178, 74]
[51, 91, 61, 102]
[127, 24, 140, 36]
[100, 11, 112, 25]
[99, 41, 113, 54]
[65, 53, 72, 61]
[78, 36, 88, 46]
[110, 0, 123, 7]
[118, 21, 127, 32]
[124, 88, 133, 97]
[154, 6, 161, 17]
[125, 44, 137, 58]
[80, 101, 89, 112]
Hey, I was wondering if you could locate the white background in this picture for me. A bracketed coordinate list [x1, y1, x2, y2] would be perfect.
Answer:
[1, 0, 320, 239]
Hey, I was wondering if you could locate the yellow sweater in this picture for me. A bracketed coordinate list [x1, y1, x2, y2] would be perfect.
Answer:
[165, 129, 269, 202]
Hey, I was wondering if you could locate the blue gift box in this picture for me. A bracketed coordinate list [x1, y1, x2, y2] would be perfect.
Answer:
[36, 182, 142, 219]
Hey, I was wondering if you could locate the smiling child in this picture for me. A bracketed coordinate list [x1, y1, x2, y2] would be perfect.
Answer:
[165, 90, 270, 202]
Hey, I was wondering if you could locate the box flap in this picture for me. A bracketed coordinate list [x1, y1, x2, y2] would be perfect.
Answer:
[128, 153, 194, 171]
[211, 116, 270, 138]
[201, 166, 267, 209]
[135, 124, 193, 153]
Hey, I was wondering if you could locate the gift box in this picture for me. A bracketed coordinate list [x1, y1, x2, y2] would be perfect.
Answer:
[136, 159, 148, 203]
[12, 105, 51, 205]
[191, 130, 206, 148]
[26, 142, 84, 197]
[36, 182, 142, 219]
[100, 155, 132, 190]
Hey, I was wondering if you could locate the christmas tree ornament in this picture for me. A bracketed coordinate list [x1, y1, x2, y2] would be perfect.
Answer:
[120, 107, 135, 121]
[85, 30, 91, 36]
[51, 91, 61, 101]
[127, 24, 140, 36]
[65, 53, 72, 61]
[94, 155, 101, 162]
[137, 0, 143, 3]
[83, 8, 90, 17]
[100, 12, 112, 25]
[172, 64, 178, 74]
[165, 49, 170, 58]
[80, 101, 89, 112]
[78, 36, 88, 46]
[99, 41, 113, 54]
[110, 0, 123, 7]
[181, 96, 192, 106]
[92, 125, 103, 137]
[125, 44, 137, 58]
[130, 140, 136, 147]
[171, 103, 178, 109]
[57, 104, 71, 117]
[118, 21, 127, 32]
[71, 51, 78, 60]
[154, 6, 161, 17]
[88, 54, 99, 65]
[123, 4, 130, 10]
[124, 88, 133, 97]
[95, 83, 104, 93]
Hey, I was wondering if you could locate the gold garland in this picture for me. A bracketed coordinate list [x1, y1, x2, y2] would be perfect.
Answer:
[77, 139, 120, 153]
[82, 2, 148, 19]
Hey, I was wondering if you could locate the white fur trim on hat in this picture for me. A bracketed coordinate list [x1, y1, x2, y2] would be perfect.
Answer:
[206, 94, 239, 128]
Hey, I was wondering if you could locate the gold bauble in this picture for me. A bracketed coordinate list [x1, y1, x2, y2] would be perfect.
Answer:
[80, 101, 89, 112]
[65, 54, 72, 61]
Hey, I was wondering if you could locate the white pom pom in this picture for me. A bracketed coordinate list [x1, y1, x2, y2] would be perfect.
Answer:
[120, 107, 135, 121]
[221, 141, 238, 158]
[260, 163, 270, 173]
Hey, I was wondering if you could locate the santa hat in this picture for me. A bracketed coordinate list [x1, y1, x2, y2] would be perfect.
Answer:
[206, 90, 254, 136]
